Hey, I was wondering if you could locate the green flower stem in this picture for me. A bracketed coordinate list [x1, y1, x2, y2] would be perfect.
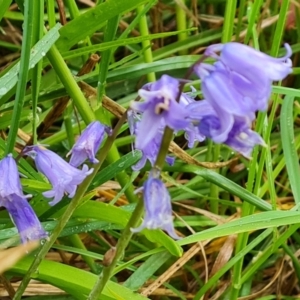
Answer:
[97, 15, 120, 103]
[154, 127, 174, 170]
[46, 44, 96, 124]
[230, 114, 264, 299]
[231, 102, 277, 298]
[230, 5, 289, 292]
[46, 0, 56, 28]
[14, 108, 129, 299]
[5, 0, 35, 155]
[136, 5, 156, 82]
[64, 105, 75, 147]
[31, 1, 44, 145]
[87, 199, 144, 300]
[68, 234, 98, 274]
[175, 0, 187, 55]
[235, 0, 246, 41]
[209, 145, 220, 214]
[222, 0, 237, 43]
[64, 0, 80, 19]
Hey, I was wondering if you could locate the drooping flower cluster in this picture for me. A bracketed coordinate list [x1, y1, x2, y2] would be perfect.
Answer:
[130, 43, 292, 161]
[188, 42, 293, 157]
[130, 42, 292, 238]
[0, 155, 47, 243]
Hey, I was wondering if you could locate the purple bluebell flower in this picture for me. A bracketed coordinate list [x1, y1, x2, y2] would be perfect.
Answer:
[0, 155, 47, 243]
[131, 171, 180, 239]
[24, 146, 93, 206]
[132, 130, 175, 171]
[204, 43, 292, 81]
[194, 43, 292, 115]
[67, 121, 112, 167]
[195, 62, 260, 117]
[187, 100, 265, 157]
[130, 75, 189, 150]
[179, 88, 206, 148]
[128, 110, 175, 171]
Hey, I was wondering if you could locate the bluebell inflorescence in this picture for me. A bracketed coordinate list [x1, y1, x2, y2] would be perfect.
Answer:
[130, 42, 292, 238]
[1, 43, 292, 242]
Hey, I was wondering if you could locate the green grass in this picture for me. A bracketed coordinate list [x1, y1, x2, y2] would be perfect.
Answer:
[0, 0, 299, 299]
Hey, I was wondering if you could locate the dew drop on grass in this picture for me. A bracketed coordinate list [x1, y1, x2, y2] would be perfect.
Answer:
[0, 87, 7, 96]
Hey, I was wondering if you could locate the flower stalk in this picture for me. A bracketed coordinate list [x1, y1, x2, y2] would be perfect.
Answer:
[14, 111, 130, 299]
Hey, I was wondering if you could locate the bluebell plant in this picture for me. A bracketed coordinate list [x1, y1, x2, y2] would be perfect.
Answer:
[0, 42, 293, 242]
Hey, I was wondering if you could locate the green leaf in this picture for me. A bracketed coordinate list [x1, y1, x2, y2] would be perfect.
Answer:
[89, 151, 142, 190]
[72, 201, 183, 257]
[10, 256, 149, 300]
[61, 29, 196, 60]
[179, 210, 300, 245]
[0, 23, 61, 101]
[123, 251, 172, 291]
[280, 95, 300, 204]
[0, 0, 12, 21]
[72, 201, 131, 227]
[56, 0, 149, 51]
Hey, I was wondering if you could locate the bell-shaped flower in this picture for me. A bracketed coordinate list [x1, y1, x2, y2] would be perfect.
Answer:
[24, 146, 93, 206]
[128, 110, 175, 171]
[131, 170, 180, 239]
[0, 155, 47, 243]
[187, 100, 234, 143]
[67, 121, 112, 167]
[5, 194, 48, 243]
[205, 42, 292, 82]
[194, 43, 292, 116]
[187, 100, 265, 157]
[130, 75, 189, 150]
[222, 116, 266, 158]
[179, 88, 206, 147]
[195, 62, 266, 116]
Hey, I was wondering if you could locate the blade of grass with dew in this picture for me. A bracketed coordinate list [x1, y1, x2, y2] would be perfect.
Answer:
[280, 95, 300, 204]
[0, 23, 61, 103]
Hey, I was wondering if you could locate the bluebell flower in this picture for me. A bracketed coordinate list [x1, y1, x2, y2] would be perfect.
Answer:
[24, 146, 93, 206]
[0, 155, 47, 243]
[195, 62, 259, 117]
[128, 110, 175, 171]
[67, 121, 112, 167]
[179, 88, 206, 148]
[187, 100, 265, 157]
[131, 171, 180, 239]
[204, 42, 292, 81]
[194, 43, 292, 115]
[130, 75, 189, 150]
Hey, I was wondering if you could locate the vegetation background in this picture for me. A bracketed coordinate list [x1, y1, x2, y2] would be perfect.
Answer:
[0, 0, 300, 299]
